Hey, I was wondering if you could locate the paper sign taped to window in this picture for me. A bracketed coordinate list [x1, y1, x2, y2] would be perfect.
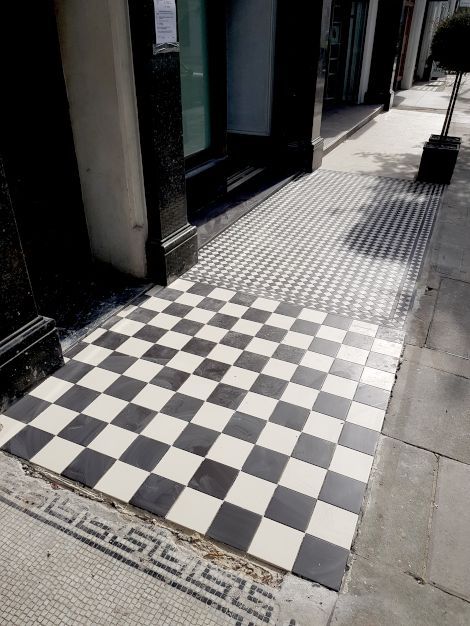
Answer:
[154, 0, 177, 45]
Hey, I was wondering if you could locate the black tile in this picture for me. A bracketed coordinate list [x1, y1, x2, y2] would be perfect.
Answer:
[111, 404, 156, 433]
[130, 474, 184, 516]
[158, 287, 182, 301]
[65, 341, 88, 358]
[339, 422, 379, 456]
[292, 434, 335, 468]
[292, 366, 327, 390]
[273, 344, 305, 365]
[193, 359, 231, 382]
[220, 331, 252, 350]
[198, 297, 225, 312]
[208, 502, 261, 551]
[174, 424, 219, 456]
[62, 449, 115, 488]
[99, 316, 121, 331]
[234, 351, 269, 373]
[4, 396, 50, 424]
[265, 486, 316, 532]
[309, 338, 340, 358]
[55, 386, 100, 413]
[151, 367, 190, 392]
[275, 302, 303, 317]
[319, 471, 367, 514]
[127, 308, 157, 324]
[93, 331, 127, 350]
[223, 412, 265, 444]
[291, 320, 320, 337]
[120, 436, 169, 471]
[366, 351, 398, 374]
[59, 414, 107, 446]
[242, 308, 270, 324]
[182, 337, 216, 358]
[161, 393, 204, 421]
[209, 313, 238, 330]
[269, 402, 309, 431]
[251, 374, 287, 399]
[105, 377, 146, 402]
[242, 446, 288, 483]
[324, 314, 351, 331]
[256, 325, 287, 343]
[330, 359, 363, 382]
[134, 325, 167, 343]
[172, 319, 204, 337]
[53, 361, 94, 383]
[229, 292, 257, 307]
[188, 282, 214, 296]
[141, 344, 178, 365]
[207, 384, 246, 410]
[2, 426, 53, 459]
[343, 331, 374, 351]
[189, 459, 238, 499]
[293, 535, 349, 591]
[99, 354, 138, 375]
[354, 383, 390, 410]
[313, 392, 351, 420]
[164, 302, 192, 318]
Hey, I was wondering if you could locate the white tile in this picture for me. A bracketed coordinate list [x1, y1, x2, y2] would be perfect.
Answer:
[82, 394, 128, 422]
[245, 337, 278, 357]
[171, 278, 194, 292]
[307, 501, 358, 550]
[231, 319, 263, 336]
[347, 401, 385, 432]
[141, 413, 187, 445]
[281, 383, 318, 409]
[248, 518, 304, 571]
[178, 375, 218, 400]
[316, 326, 347, 343]
[262, 358, 297, 381]
[166, 487, 222, 534]
[208, 344, 243, 365]
[148, 313, 180, 330]
[191, 403, 234, 432]
[109, 318, 145, 337]
[266, 313, 295, 330]
[157, 331, 191, 350]
[0, 416, 26, 447]
[299, 308, 327, 324]
[95, 461, 149, 502]
[221, 367, 259, 390]
[153, 447, 203, 484]
[145, 285, 161, 296]
[123, 360, 163, 382]
[279, 457, 327, 498]
[206, 434, 252, 469]
[336, 344, 369, 366]
[371, 338, 402, 358]
[140, 297, 171, 312]
[29, 377, 74, 402]
[252, 297, 279, 312]
[208, 287, 236, 301]
[329, 445, 373, 483]
[31, 438, 84, 474]
[237, 393, 277, 420]
[76, 368, 120, 393]
[117, 304, 137, 318]
[225, 472, 276, 515]
[350, 320, 378, 337]
[83, 328, 107, 344]
[117, 337, 153, 358]
[196, 325, 227, 343]
[256, 422, 299, 455]
[300, 351, 334, 372]
[360, 367, 395, 391]
[219, 302, 248, 318]
[176, 292, 204, 307]
[185, 307, 216, 324]
[321, 374, 358, 400]
[281, 331, 312, 349]
[303, 411, 344, 443]
[88, 424, 138, 458]
[132, 384, 174, 412]
[30, 405, 78, 435]
[167, 352, 204, 373]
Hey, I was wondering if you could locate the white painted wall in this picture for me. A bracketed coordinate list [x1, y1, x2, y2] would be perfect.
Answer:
[401, 0, 428, 89]
[55, 0, 148, 278]
[358, 0, 379, 103]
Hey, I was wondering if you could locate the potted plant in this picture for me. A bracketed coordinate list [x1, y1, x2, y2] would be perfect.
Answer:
[417, 12, 470, 184]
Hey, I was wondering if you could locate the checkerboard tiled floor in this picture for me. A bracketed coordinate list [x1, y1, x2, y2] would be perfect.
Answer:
[0, 279, 403, 590]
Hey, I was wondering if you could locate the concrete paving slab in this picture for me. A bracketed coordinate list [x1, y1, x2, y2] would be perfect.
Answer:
[428, 457, 470, 602]
[353, 436, 436, 577]
[276, 576, 337, 626]
[384, 360, 470, 463]
[427, 279, 470, 358]
[404, 345, 470, 379]
[331, 555, 470, 626]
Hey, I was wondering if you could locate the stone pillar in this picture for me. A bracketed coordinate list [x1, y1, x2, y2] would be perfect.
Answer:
[401, 0, 428, 89]
[0, 158, 62, 412]
[128, 0, 197, 286]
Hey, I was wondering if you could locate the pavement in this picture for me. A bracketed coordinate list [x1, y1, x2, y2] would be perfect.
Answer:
[1, 78, 470, 624]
